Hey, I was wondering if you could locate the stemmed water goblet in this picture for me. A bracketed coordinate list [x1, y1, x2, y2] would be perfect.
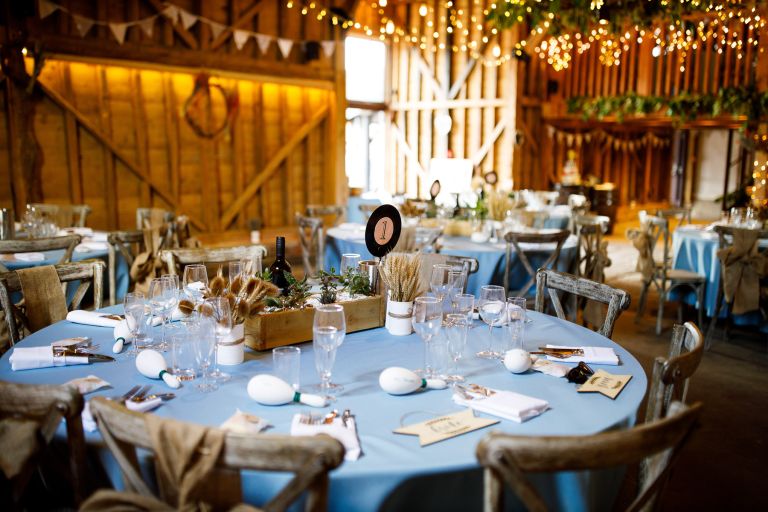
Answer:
[454, 293, 475, 322]
[183, 264, 208, 306]
[444, 313, 469, 382]
[148, 277, 177, 350]
[204, 297, 232, 382]
[477, 285, 505, 358]
[228, 260, 244, 290]
[505, 297, 527, 353]
[411, 296, 443, 378]
[312, 304, 346, 395]
[429, 264, 454, 306]
[191, 313, 218, 393]
[447, 268, 466, 312]
[123, 292, 147, 357]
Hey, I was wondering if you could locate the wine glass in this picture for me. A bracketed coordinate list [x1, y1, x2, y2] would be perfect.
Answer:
[477, 285, 505, 359]
[444, 313, 469, 382]
[183, 264, 208, 305]
[204, 297, 232, 382]
[191, 313, 218, 393]
[412, 296, 443, 378]
[148, 278, 175, 350]
[123, 292, 146, 356]
[505, 297, 527, 353]
[340, 253, 361, 275]
[312, 304, 346, 394]
[429, 264, 453, 305]
[229, 260, 244, 289]
[447, 268, 466, 311]
[243, 254, 263, 276]
[454, 293, 475, 322]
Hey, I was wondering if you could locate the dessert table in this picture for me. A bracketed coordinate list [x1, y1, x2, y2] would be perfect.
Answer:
[672, 225, 767, 324]
[0, 308, 646, 511]
[325, 224, 578, 297]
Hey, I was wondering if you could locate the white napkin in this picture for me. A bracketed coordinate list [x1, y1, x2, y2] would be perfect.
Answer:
[66, 310, 122, 328]
[220, 409, 269, 434]
[452, 388, 549, 423]
[290, 415, 362, 461]
[9, 346, 89, 371]
[75, 241, 109, 252]
[58, 227, 93, 236]
[14, 252, 45, 262]
[545, 345, 620, 365]
[82, 402, 98, 432]
[87, 232, 108, 242]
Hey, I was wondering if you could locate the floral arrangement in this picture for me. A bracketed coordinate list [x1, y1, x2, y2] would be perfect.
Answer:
[378, 253, 423, 302]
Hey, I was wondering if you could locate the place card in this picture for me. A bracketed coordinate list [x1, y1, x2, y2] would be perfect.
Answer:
[577, 369, 632, 399]
[393, 409, 498, 446]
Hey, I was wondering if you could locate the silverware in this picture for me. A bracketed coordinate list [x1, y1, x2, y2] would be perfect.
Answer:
[131, 392, 176, 402]
[111, 385, 141, 402]
[467, 383, 496, 397]
[453, 384, 474, 400]
[530, 348, 584, 359]
[130, 385, 152, 402]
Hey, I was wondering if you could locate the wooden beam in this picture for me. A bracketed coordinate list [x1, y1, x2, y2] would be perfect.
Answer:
[448, 58, 477, 100]
[390, 98, 509, 111]
[144, 0, 198, 50]
[391, 121, 427, 178]
[413, 48, 446, 101]
[472, 118, 507, 167]
[210, 0, 264, 50]
[37, 79, 207, 231]
[220, 105, 329, 229]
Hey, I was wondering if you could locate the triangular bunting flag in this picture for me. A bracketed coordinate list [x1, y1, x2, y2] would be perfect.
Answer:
[255, 34, 271, 54]
[208, 21, 226, 40]
[138, 16, 155, 37]
[233, 30, 251, 50]
[109, 22, 129, 44]
[321, 40, 335, 58]
[38, 0, 59, 19]
[179, 9, 198, 30]
[163, 5, 179, 24]
[72, 15, 94, 37]
[277, 38, 293, 59]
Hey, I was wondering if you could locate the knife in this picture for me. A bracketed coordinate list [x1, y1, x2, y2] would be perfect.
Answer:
[54, 348, 115, 363]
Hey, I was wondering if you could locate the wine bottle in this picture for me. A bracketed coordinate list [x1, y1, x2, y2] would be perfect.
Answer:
[269, 236, 292, 295]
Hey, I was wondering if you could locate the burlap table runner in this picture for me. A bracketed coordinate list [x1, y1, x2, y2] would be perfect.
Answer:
[717, 229, 768, 315]
[17, 265, 68, 333]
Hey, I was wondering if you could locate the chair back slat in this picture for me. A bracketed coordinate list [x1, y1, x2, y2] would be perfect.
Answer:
[162, 245, 267, 277]
[656, 207, 692, 232]
[27, 204, 91, 228]
[296, 214, 324, 277]
[504, 230, 570, 298]
[107, 230, 145, 305]
[0, 235, 82, 266]
[306, 205, 345, 226]
[476, 402, 702, 512]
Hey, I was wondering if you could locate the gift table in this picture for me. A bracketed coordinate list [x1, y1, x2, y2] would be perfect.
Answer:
[0, 308, 646, 511]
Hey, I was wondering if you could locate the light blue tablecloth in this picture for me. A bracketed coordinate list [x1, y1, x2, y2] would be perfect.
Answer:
[1, 248, 129, 303]
[347, 196, 382, 224]
[325, 227, 577, 297]
[0, 307, 646, 511]
[672, 226, 766, 324]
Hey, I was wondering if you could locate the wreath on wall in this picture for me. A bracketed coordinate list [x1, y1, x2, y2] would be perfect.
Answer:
[183, 73, 239, 139]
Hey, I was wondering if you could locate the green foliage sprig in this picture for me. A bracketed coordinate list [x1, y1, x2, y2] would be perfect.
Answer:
[319, 269, 339, 305]
[266, 272, 312, 310]
[340, 268, 372, 297]
[565, 87, 768, 125]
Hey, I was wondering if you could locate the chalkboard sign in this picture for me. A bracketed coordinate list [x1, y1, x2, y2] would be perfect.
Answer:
[365, 204, 402, 258]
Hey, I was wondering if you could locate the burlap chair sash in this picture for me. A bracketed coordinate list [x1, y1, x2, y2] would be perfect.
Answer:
[130, 228, 166, 295]
[717, 230, 768, 315]
[628, 228, 655, 282]
[0, 418, 42, 479]
[81, 490, 259, 512]
[16, 265, 68, 333]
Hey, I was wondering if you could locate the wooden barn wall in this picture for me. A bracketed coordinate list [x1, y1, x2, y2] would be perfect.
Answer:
[373, 0, 526, 198]
[0, 0, 349, 231]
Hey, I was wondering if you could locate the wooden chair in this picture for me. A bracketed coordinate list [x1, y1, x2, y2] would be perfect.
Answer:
[87, 396, 344, 511]
[656, 207, 692, 232]
[572, 214, 610, 278]
[106, 230, 145, 305]
[631, 213, 705, 336]
[161, 245, 267, 277]
[27, 203, 91, 228]
[306, 204, 346, 226]
[706, 225, 768, 343]
[0, 261, 105, 345]
[503, 230, 570, 298]
[135, 208, 174, 230]
[359, 203, 379, 222]
[296, 214, 324, 278]
[534, 269, 630, 339]
[645, 322, 704, 423]
[0, 381, 87, 509]
[419, 253, 480, 294]
[476, 401, 702, 512]
[0, 235, 82, 273]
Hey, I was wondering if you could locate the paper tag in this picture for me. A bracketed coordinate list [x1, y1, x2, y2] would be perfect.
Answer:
[393, 409, 498, 446]
[577, 370, 632, 399]
[65, 375, 111, 394]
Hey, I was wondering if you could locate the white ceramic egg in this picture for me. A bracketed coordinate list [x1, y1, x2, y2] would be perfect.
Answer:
[136, 349, 180, 388]
[503, 349, 532, 374]
[247, 374, 327, 407]
[379, 367, 447, 395]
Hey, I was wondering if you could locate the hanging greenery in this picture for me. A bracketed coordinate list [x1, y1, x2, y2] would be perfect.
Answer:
[565, 86, 768, 124]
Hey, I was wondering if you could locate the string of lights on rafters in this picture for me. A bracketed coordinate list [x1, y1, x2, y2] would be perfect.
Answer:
[289, 1, 767, 69]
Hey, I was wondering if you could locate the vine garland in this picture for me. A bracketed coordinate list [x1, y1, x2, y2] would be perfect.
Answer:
[183, 73, 239, 139]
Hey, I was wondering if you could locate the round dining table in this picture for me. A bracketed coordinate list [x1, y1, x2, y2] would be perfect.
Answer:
[325, 225, 578, 298]
[0, 307, 646, 511]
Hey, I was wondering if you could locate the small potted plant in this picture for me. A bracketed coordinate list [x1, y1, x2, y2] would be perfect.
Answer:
[378, 253, 423, 336]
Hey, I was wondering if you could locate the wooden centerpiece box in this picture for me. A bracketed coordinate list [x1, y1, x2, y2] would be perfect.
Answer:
[243, 294, 387, 351]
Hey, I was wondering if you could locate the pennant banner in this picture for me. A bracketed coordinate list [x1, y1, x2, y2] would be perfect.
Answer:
[277, 38, 293, 59]
[72, 15, 94, 37]
[255, 34, 271, 54]
[109, 22, 129, 44]
[321, 40, 335, 58]
[162, 5, 179, 24]
[38, 0, 59, 19]
[233, 30, 251, 50]
[138, 16, 155, 37]
[179, 9, 198, 30]
[209, 21, 226, 40]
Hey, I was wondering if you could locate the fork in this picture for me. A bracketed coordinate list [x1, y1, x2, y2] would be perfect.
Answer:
[131, 392, 176, 402]
[110, 385, 141, 402]
[130, 385, 152, 402]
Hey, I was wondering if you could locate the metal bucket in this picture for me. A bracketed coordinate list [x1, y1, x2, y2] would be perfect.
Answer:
[359, 260, 381, 295]
[0, 208, 14, 240]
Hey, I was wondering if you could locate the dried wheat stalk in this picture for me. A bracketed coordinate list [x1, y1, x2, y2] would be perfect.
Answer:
[487, 190, 513, 221]
[379, 252, 423, 302]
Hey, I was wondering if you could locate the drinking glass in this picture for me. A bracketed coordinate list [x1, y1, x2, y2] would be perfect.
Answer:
[148, 278, 176, 350]
[273, 346, 301, 391]
[205, 297, 232, 382]
[447, 268, 466, 311]
[312, 304, 346, 394]
[444, 313, 469, 382]
[243, 254, 263, 276]
[454, 293, 475, 322]
[123, 292, 146, 356]
[412, 296, 443, 378]
[505, 297, 527, 353]
[429, 264, 454, 304]
[477, 285, 505, 358]
[730, 207, 746, 226]
[340, 253, 361, 275]
[229, 260, 244, 288]
[746, 207, 762, 229]
[171, 330, 197, 381]
[191, 314, 218, 393]
[183, 264, 208, 304]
